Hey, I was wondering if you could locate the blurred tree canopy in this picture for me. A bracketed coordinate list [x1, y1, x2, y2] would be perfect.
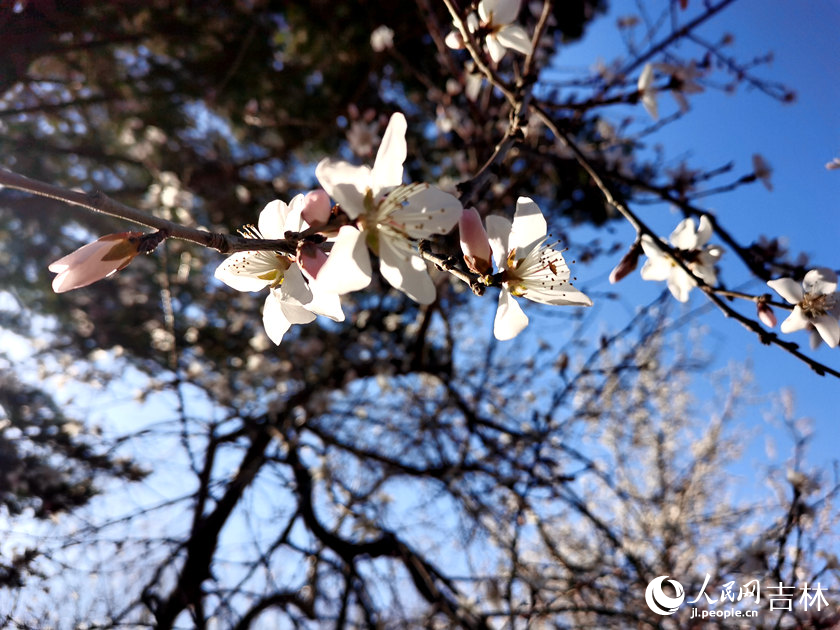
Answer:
[0, 0, 837, 628]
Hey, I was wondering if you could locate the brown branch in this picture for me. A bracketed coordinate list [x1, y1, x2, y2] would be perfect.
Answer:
[151, 426, 274, 629]
[0, 167, 297, 255]
[528, 107, 840, 379]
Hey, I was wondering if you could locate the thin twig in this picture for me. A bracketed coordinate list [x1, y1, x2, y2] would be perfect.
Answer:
[0, 168, 297, 254]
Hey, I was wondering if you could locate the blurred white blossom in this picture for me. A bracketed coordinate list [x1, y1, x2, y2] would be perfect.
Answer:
[640, 215, 723, 302]
[767, 268, 840, 348]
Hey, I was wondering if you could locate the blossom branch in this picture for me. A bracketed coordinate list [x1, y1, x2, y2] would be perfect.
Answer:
[615, 0, 738, 80]
[529, 107, 840, 379]
[418, 240, 486, 296]
[0, 168, 298, 255]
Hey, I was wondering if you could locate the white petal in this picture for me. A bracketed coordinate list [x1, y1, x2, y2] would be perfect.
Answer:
[372, 112, 407, 195]
[257, 199, 291, 238]
[780, 307, 811, 333]
[638, 63, 653, 92]
[494, 288, 528, 341]
[485, 36, 507, 63]
[214, 253, 274, 292]
[378, 235, 436, 304]
[639, 256, 672, 282]
[445, 30, 463, 49]
[262, 292, 294, 345]
[667, 269, 694, 302]
[280, 299, 317, 326]
[813, 315, 840, 348]
[279, 264, 312, 306]
[313, 226, 372, 294]
[480, 0, 521, 25]
[486, 214, 512, 269]
[767, 278, 804, 305]
[495, 24, 532, 56]
[695, 215, 713, 247]
[282, 194, 306, 232]
[669, 217, 697, 250]
[641, 91, 659, 120]
[802, 268, 838, 296]
[691, 261, 717, 286]
[640, 234, 664, 259]
[510, 197, 547, 253]
[305, 290, 345, 322]
[704, 245, 724, 262]
[387, 184, 462, 237]
[466, 12, 480, 32]
[525, 281, 592, 307]
[315, 159, 371, 220]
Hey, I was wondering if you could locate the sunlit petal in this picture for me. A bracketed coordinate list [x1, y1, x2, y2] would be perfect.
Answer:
[372, 112, 407, 194]
[494, 288, 529, 341]
[495, 24, 532, 56]
[257, 199, 291, 238]
[780, 307, 811, 333]
[378, 235, 436, 304]
[767, 278, 804, 305]
[312, 226, 372, 294]
[510, 197, 547, 253]
[813, 315, 840, 348]
[486, 215, 512, 269]
[481, 0, 521, 25]
[315, 159, 371, 219]
[802, 268, 838, 296]
[669, 217, 697, 250]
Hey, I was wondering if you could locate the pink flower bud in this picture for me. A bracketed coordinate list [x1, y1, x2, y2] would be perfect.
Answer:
[301, 190, 332, 227]
[49, 232, 144, 293]
[609, 241, 641, 284]
[757, 301, 777, 328]
[459, 207, 492, 275]
[297, 241, 328, 281]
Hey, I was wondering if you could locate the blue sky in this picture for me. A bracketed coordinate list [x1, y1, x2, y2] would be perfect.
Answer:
[552, 0, 839, 471]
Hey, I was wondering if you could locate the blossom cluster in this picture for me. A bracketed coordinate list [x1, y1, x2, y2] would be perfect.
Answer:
[445, 0, 533, 63]
[612, 214, 840, 349]
[48, 112, 592, 343]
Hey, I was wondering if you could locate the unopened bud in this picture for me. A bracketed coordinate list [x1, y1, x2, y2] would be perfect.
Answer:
[757, 300, 777, 328]
[609, 241, 642, 284]
[459, 207, 492, 275]
[444, 30, 464, 50]
[297, 241, 328, 281]
[301, 190, 332, 227]
[49, 232, 144, 293]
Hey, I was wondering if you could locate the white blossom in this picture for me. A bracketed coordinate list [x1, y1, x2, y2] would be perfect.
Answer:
[640, 215, 723, 302]
[486, 197, 592, 340]
[656, 60, 705, 112]
[214, 196, 344, 345]
[767, 268, 840, 348]
[315, 112, 462, 304]
[446, 0, 533, 63]
[637, 63, 658, 120]
[370, 25, 394, 52]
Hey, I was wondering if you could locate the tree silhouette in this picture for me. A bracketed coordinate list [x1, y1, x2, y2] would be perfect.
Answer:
[0, 1, 837, 628]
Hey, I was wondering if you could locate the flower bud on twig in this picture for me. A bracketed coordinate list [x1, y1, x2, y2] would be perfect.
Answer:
[49, 232, 145, 293]
[609, 240, 642, 284]
[459, 207, 493, 275]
